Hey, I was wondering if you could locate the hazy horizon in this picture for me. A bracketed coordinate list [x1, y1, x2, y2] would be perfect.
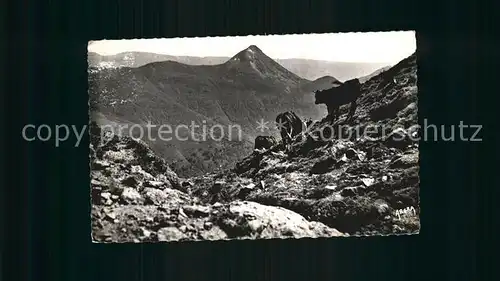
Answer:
[88, 31, 416, 64]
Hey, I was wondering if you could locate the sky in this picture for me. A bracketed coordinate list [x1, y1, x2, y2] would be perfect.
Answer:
[88, 31, 416, 64]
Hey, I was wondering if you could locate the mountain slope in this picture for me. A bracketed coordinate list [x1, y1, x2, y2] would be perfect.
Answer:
[188, 52, 420, 236]
[89, 46, 328, 177]
[90, 125, 345, 242]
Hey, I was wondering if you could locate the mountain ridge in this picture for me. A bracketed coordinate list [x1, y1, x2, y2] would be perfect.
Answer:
[89, 45, 330, 177]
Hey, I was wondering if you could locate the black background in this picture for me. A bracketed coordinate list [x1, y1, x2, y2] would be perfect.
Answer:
[1, 0, 494, 280]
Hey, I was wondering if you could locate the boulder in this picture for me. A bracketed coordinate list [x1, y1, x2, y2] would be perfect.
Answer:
[254, 136, 278, 150]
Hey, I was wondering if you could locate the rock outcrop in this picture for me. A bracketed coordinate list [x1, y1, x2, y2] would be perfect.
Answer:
[91, 130, 345, 243]
[254, 136, 278, 150]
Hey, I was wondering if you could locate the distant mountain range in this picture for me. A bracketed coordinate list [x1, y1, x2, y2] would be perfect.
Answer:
[89, 45, 347, 176]
[88, 51, 390, 82]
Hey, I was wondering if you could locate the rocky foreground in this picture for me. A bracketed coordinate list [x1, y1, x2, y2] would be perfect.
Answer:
[91, 52, 419, 242]
[91, 133, 344, 242]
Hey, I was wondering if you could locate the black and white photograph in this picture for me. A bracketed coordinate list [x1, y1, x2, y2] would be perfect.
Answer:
[88, 31, 419, 243]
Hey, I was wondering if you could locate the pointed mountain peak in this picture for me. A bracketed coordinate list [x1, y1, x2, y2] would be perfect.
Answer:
[224, 44, 302, 83]
[245, 45, 263, 53]
[230, 45, 267, 62]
